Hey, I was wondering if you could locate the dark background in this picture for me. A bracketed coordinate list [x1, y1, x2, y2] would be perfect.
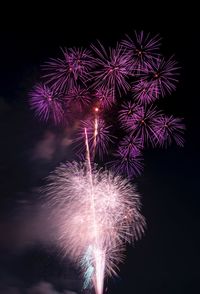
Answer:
[0, 2, 199, 293]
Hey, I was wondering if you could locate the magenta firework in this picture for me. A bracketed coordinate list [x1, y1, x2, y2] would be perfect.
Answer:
[121, 31, 161, 69]
[29, 30, 184, 179]
[29, 30, 185, 294]
[42, 47, 95, 92]
[29, 83, 64, 125]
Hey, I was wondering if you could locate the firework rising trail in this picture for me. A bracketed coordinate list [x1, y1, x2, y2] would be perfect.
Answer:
[74, 116, 115, 160]
[84, 126, 104, 294]
[41, 161, 145, 293]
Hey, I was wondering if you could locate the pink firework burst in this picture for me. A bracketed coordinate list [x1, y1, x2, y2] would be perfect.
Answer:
[121, 30, 161, 69]
[42, 47, 95, 93]
[91, 42, 132, 96]
[64, 85, 92, 112]
[74, 118, 115, 159]
[154, 115, 185, 147]
[142, 56, 179, 97]
[108, 148, 144, 179]
[29, 83, 64, 125]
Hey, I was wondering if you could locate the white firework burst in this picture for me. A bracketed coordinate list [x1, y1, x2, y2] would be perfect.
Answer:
[41, 161, 145, 294]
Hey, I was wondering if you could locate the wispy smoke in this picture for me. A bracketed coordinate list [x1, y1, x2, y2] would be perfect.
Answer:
[33, 131, 56, 160]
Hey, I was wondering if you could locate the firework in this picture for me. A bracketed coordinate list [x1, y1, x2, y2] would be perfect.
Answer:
[132, 80, 160, 104]
[29, 83, 64, 125]
[28, 29, 185, 294]
[108, 147, 144, 178]
[91, 42, 132, 96]
[142, 56, 179, 97]
[42, 161, 145, 293]
[118, 101, 142, 130]
[66, 47, 95, 82]
[94, 88, 116, 110]
[42, 47, 95, 92]
[121, 105, 162, 147]
[118, 135, 142, 156]
[30, 30, 184, 165]
[121, 30, 161, 69]
[64, 85, 92, 112]
[154, 115, 185, 147]
[74, 117, 115, 160]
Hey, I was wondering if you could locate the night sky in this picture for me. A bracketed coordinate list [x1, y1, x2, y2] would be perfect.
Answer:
[0, 3, 199, 293]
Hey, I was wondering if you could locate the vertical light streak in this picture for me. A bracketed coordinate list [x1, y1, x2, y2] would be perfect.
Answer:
[93, 107, 99, 160]
[84, 127, 105, 294]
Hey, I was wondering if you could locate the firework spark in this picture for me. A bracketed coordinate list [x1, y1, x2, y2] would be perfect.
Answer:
[91, 42, 132, 96]
[42, 161, 145, 293]
[132, 80, 160, 104]
[74, 117, 115, 160]
[64, 85, 92, 112]
[29, 83, 64, 125]
[122, 105, 162, 147]
[109, 147, 144, 178]
[118, 135, 142, 156]
[42, 47, 95, 92]
[121, 30, 161, 69]
[118, 101, 142, 130]
[142, 56, 179, 97]
[94, 88, 116, 110]
[154, 115, 185, 147]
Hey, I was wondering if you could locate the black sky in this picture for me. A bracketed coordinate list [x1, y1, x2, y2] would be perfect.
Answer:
[0, 3, 199, 293]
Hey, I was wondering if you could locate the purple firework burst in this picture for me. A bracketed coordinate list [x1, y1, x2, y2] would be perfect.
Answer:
[108, 147, 143, 179]
[91, 42, 132, 96]
[154, 115, 185, 147]
[118, 101, 142, 130]
[29, 30, 185, 180]
[42, 47, 95, 93]
[132, 80, 160, 105]
[94, 88, 116, 110]
[29, 83, 64, 125]
[74, 117, 115, 160]
[142, 56, 179, 97]
[66, 47, 95, 81]
[64, 85, 92, 112]
[124, 106, 162, 147]
[121, 31, 161, 69]
[118, 135, 142, 155]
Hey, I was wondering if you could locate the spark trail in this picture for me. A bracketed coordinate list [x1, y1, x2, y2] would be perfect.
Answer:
[84, 123, 105, 294]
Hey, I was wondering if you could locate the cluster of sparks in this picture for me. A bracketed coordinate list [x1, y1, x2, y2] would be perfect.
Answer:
[29, 30, 185, 179]
[29, 30, 185, 293]
[42, 161, 145, 294]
